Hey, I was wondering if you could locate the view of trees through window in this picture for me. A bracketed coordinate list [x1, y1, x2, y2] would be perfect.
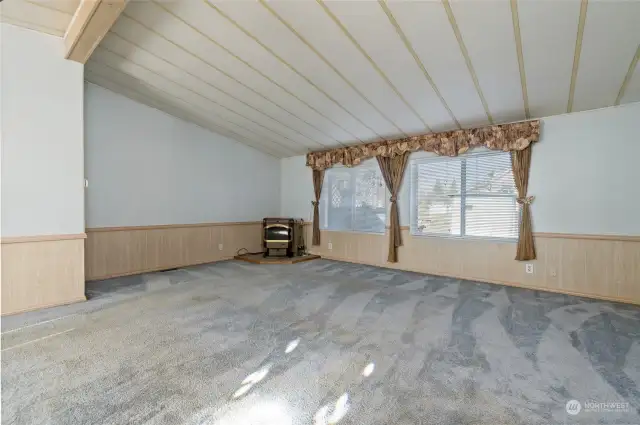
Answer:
[411, 152, 519, 239]
[322, 166, 386, 233]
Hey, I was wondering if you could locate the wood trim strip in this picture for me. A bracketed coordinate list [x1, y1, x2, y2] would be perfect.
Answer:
[85, 257, 234, 281]
[1, 233, 87, 244]
[1, 297, 87, 317]
[86, 221, 262, 232]
[64, 0, 127, 63]
[314, 254, 640, 306]
[534, 232, 640, 242]
[567, 0, 588, 113]
[306, 227, 638, 241]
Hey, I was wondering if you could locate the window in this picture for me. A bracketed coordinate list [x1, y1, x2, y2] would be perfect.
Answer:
[321, 163, 387, 233]
[410, 151, 519, 240]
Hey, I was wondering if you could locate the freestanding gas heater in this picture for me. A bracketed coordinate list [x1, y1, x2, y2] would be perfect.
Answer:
[262, 218, 305, 258]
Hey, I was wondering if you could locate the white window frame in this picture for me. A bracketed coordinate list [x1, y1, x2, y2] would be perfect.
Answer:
[321, 162, 388, 234]
[409, 151, 519, 242]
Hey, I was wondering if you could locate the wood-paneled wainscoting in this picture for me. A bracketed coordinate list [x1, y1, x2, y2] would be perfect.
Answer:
[305, 227, 640, 305]
[85, 222, 262, 281]
[1, 234, 86, 315]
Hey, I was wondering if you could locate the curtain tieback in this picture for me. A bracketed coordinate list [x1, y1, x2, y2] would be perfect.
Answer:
[516, 196, 534, 205]
[311, 201, 319, 207]
[389, 196, 397, 203]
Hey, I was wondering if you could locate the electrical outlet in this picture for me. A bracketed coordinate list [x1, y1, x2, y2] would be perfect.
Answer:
[525, 263, 534, 274]
[550, 268, 557, 277]
[218, 243, 223, 251]
[328, 242, 333, 250]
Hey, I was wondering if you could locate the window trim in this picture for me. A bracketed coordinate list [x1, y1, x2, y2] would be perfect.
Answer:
[321, 162, 388, 235]
[409, 151, 519, 243]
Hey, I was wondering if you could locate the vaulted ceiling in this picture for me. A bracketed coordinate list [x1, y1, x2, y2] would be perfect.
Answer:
[3, 0, 640, 158]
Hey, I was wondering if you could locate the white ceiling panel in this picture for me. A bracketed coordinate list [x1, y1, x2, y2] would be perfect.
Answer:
[449, 0, 526, 124]
[97, 34, 327, 151]
[208, 0, 409, 139]
[136, 1, 381, 142]
[5, 0, 638, 157]
[383, 0, 488, 129]
[573, 1, 640, 112]
[237, 0, 430, 135]
[620, 58, 640, 105]
[0, 0, 76, 36]
[109, 15, 351, 148]
[123, 1, 374, 143]
[314, 0, 453, 133]
[90, 48, 308, 154]
[100, 32, 336, 149]
[518, 0, 581, 118]
[85, 70, 289, 157]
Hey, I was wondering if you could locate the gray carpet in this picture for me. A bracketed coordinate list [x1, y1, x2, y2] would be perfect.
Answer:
[2, 259, 640, 425]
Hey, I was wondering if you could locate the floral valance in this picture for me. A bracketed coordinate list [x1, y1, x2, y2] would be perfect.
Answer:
[306, 120, 540, 170]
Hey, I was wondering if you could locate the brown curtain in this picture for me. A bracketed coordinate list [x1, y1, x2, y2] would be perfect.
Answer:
[511, 146, 536, 260]
[311, 169, 325, 246]
[377, 153, 409, 263]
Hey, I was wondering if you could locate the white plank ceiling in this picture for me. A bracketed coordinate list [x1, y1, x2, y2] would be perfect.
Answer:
[3, 0, 640, 158]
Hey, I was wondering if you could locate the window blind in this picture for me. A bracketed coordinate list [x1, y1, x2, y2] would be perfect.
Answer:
[321, 164, 386, 233]
[410, 152, 519, 240]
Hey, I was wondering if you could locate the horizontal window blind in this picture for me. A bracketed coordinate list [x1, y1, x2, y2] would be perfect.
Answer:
[411, 152, 519, 240]
[321, 164, 386, 233]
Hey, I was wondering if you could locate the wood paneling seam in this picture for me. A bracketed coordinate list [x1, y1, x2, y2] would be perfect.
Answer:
[226, 0, 405, 137]
[615, 44, 640, 106]
[567, 0, 588, 113]
[378, 0, 460, 129]
[510, 0, 530, 119]
[442, 0, 494, 124]
[309, 0, 430, 132]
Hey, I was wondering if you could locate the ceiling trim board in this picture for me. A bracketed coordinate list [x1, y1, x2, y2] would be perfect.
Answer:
[510, 0, 530, 119]
[102, 35, 328, 148]
[23, 0, 73, 16]
[567, 0, 588, 113]
[377, 0, 460, 129]
[199, 0, 389, 140]
[84, 73, 285, 158]
[64, 0, 127, 63]
[615, 44, 640, 106]
[132, 6, 362, 144]
[115, 16, 346, 147]
[441, 0, 494, 124]
[0, 15, 66, 36]
[96, 45, 313, 152]
[309, 0, 429, 132]
[88, 59, 300, 155]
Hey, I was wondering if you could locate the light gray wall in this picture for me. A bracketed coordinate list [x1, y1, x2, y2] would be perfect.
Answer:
[281, 102, 640, 235]
[85, 83, 281, 227]
[1, 24, 85, 237]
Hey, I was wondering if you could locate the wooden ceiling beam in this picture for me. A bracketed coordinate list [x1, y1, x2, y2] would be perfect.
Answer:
[64, 0, 127, 63]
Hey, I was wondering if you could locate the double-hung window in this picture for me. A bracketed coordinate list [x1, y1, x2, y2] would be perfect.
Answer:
[410, 151, 519, 240]
[321, 162, 387, 233]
